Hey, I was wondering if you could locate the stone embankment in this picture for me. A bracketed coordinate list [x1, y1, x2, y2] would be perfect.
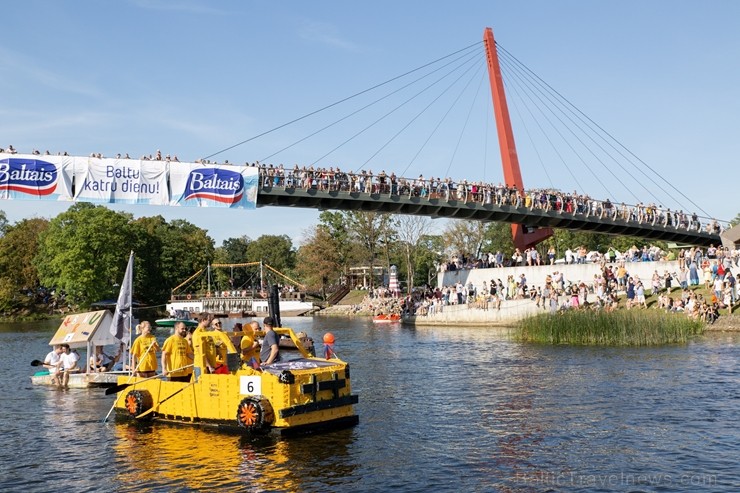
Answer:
[320, 259, 740, 330]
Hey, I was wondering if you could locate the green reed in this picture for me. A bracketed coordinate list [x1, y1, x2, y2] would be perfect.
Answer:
[515, 309, 704, 345]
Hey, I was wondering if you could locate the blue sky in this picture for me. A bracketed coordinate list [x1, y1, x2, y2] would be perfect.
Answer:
[2, 0, 739, 246]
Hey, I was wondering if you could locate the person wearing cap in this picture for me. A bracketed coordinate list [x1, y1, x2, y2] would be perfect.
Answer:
[259, 317, 281, 366]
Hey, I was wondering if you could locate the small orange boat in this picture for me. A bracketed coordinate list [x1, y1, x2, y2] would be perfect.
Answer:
[372, 313, 401, 324]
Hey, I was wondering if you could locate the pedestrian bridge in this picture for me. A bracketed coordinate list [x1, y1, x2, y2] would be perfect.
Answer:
[256, 171, 722, 248]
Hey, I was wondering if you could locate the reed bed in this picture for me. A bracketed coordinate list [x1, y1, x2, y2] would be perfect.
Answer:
[515, 310, 704, 345]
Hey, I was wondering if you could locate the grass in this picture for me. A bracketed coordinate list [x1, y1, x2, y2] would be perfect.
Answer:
[515, 309, 704, 345]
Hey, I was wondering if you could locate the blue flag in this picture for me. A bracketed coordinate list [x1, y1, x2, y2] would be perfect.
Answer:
[110, 252, 134, 343]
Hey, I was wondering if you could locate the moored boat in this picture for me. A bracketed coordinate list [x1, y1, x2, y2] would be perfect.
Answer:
[372, 313, 402, 324]
[155, 309, 198, 328]
[166, 262, 316, 317]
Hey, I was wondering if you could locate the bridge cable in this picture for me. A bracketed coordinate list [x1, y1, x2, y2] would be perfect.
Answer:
[358, 57, 483, 172]
[201, 41, 482, 161]
[499, 65, 555, 188]
[302, 50, 481, 168]
[259, 47, 482, 164]
[445, 62, 482, 180]
[483, 87, 490, 182]
[498, 54, 587, 193]
[499, 46, 657, 204]
[497, 43, 712, 218]
[443, 63, 487, 180]
[499, 47, 640, 203]
[400, 61, 486, 178]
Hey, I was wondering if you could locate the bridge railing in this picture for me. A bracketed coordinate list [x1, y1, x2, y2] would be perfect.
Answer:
[256, 166, 728, 235]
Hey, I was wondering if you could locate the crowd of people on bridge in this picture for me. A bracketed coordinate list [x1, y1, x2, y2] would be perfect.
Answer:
[253, 163, 726, 235]
[2, 145, 728, 234]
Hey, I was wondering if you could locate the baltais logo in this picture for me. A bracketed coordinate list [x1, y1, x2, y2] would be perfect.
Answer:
[182, 168, 243, 204]
[0, 158, 58, 195]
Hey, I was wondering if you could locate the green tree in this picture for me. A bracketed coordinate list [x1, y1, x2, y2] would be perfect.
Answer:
[414, 234, 445, 287]
[245, 235, 296, 285]
[395, 215, 433, 293]
[345, 211, 395, 290]
[0, 218, 49, 313]
[296, 225, 342, 297]
[213, 236, 252, 291]
[317, 211, 355, 275]
[35, 203, 137, 307]
[481, 222, 516, 257]
[730, 212, 740, 227]
[155, 219, 215, 296]
[129, 216, 169, 303]
[443, 219, 487, 261]
[0, 210, 8, 237]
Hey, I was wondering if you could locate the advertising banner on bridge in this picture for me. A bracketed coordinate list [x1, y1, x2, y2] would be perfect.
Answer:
[73, 157, 169, 205]
[0, 154, 259, 209]
[0, 153, 74, 201]
[169, 163, 259, 209]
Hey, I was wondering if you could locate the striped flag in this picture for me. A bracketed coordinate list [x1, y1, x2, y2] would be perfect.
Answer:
[110, 251, 134, 343]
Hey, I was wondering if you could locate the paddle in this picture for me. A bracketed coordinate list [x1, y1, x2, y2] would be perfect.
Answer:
[31, 360, 45, 366]
[102, 339, 160, 396]
[102, 340, 158, 423]
[104, 364, 194, 395]
[135, 380, 196, 419]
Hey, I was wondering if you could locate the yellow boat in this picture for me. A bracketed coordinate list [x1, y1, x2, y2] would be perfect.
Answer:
[111, 327, 358, 435]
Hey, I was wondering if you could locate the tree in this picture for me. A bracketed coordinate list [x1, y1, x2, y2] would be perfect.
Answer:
[245, 235, 296, 285]
[214, 236, 252, 290]
[0, 210, 8, 237]
[317, 211, 355, 275]
[296, 225, 342, 297]
[731, 212, 740, 227]
[442, 219, 487, 262]
[414, 234, 445, 287]
[395, 215, 434, 293]
[0, 218, 49, 313]
[345, 211, 395, 290]
[130, 215, 168, 303]
[35, 203, 138, 307]
[481, 222, 516, 257]
[155, 219, 215, 296]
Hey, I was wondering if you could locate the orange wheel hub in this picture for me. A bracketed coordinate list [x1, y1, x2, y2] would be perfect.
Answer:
[240, 403, 258, 426]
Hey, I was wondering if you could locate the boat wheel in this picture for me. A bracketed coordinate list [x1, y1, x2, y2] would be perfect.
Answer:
[125, 390, 153, 420]
[236, 397, 274, 432]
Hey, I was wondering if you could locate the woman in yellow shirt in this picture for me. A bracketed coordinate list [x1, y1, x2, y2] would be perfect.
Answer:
[240, 321, 260, 369]
[131, 321, 160, 377]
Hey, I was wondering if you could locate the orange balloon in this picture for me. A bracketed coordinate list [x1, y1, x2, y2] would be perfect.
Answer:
[323, 332, 335, 344]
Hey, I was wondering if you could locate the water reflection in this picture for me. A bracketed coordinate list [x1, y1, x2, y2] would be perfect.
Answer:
[110, 421, 358, 492]
[2, 318, 738, 492]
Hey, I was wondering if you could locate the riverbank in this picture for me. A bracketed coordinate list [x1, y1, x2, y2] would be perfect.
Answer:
[320, 294, 740, 331]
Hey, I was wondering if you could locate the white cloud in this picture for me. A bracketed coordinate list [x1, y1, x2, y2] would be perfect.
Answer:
[130, 0, 226, 15]
[0, 46, 104, 99]
[298, 21, 361, 52]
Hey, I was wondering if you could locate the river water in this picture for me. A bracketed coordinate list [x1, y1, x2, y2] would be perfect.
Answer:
[1, 317, 737, 492]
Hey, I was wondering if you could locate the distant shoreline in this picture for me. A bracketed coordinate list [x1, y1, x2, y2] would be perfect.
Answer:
[318, 304, 740, 332]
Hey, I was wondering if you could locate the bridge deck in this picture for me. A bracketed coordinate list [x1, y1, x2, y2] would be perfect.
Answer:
[257, 185, 721, 248]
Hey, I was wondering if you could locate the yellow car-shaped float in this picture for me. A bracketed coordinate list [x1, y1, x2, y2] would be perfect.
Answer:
[111, 327, 358, 435]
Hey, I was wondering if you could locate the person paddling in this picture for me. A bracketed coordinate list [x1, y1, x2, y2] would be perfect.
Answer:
[43, 345, 63, 386]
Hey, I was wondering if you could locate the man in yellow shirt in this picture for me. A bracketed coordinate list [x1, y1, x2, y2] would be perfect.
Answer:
[190, 312, 215, 374]
[161, 322, 193, 382]
[130, 321, 159, 377]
